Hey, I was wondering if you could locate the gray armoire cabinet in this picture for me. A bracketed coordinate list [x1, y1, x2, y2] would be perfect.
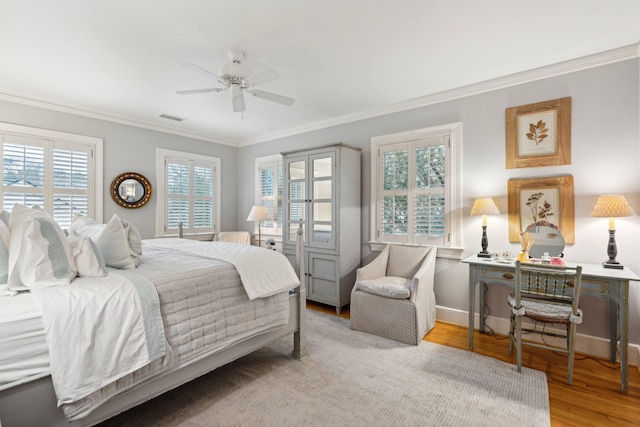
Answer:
[282, 143, 361, 313]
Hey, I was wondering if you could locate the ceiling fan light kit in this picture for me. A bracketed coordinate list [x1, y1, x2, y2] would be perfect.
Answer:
[177, 51, 295, 113]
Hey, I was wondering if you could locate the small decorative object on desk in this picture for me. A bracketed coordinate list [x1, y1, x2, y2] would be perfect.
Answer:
[518, 232, 534, 262]
[265, 238, 276, 250]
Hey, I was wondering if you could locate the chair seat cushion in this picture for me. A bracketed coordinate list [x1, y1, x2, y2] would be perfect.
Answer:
[356, 276, 411, 299]
[508, 294, 582, 324]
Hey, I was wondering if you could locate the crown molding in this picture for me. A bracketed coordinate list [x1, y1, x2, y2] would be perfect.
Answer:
[238, 43, 640, 146]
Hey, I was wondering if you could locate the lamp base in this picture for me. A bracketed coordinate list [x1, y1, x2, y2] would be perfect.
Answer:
[603, 260, 624, 270]
[477, 251, 491, 258]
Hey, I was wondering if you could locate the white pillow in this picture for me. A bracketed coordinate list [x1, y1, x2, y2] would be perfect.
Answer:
[70, 214, 141, 269]
[67, 233, 107, 277]
[97, 215, 136, 269]
[8, 204, 77, 290]
[0, 220, 10, 285]
[121, 218, 143, 267]
[0, 210, 10, 227]
[68, 214, 103, 240]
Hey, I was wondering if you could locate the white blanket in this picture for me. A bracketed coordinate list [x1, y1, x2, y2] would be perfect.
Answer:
[143, 238, 300, 300]
[30, 269, 166, 405]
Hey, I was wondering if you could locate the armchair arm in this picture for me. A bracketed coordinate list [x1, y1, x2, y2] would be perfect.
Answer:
[409, 247, 437, 302]
[410, 247, 437, 340]
[354, 245, 390, 285]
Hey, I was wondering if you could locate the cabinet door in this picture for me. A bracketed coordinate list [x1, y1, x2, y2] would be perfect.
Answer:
[284, 155, 307, 246]
[309, 151, 336, 250]
[308, 253, 339, 304]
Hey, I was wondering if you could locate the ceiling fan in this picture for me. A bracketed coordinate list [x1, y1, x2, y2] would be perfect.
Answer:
[176, 51, 295, 113]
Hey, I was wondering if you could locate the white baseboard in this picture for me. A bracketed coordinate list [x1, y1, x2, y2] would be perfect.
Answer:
[435, 305, 639, 367]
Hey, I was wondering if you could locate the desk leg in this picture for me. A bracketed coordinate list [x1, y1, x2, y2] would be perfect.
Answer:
[609, 297, 617, 363]
[468, 268, 475, 350]
[620, 280, 629, 391]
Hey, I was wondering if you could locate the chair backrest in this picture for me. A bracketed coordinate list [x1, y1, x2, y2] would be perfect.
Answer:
[386, 245, 431, 279]
[514, 261, 583, 313]
[216, 231, 251, 245]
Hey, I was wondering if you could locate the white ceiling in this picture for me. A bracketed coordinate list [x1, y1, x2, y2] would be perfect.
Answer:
[1, 1, 639, 146]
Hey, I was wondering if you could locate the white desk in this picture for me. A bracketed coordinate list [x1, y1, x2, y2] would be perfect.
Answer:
[462, 255, 640, 391]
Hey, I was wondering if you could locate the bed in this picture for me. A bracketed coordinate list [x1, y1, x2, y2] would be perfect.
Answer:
[0, 210, 307, 427]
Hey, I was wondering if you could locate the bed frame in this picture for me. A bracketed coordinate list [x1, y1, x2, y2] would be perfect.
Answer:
[0, 229, 307, 427]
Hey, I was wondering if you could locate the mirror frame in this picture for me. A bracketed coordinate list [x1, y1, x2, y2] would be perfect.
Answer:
[110, 172, 152, 209]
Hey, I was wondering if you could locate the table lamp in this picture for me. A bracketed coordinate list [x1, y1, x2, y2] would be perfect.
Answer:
[591, 195, 634, 269]
[247, 205, 271, 247]
[470, 197, 500, 258]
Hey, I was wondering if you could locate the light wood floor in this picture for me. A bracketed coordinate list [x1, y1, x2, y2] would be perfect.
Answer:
[307, 301, 640, 427]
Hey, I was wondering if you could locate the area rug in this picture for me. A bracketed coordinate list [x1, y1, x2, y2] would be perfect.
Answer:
[99, 310, 550, 427]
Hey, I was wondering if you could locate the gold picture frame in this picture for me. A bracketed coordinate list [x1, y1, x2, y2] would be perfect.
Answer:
[507, 175, 574, 244]
[506, 97, 571, 169]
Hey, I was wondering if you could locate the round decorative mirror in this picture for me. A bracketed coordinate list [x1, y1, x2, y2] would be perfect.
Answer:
[524, 222, 565, 258]
[110, 172, 152, 209]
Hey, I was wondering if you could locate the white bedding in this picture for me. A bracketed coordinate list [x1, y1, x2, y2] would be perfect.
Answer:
[30, 268, 166, 405]
[0, 291, 49, 390]
[143, 238, 300, 299]
[0, 242, 294, 421]
[61, 244, 291, 420]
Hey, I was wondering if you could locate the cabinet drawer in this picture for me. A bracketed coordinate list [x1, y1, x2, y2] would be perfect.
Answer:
[581, 278, 609, 296]
[480, 267, 516, 285]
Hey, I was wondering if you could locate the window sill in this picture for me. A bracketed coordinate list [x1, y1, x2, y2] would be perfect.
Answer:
[368, 241, 464, 260]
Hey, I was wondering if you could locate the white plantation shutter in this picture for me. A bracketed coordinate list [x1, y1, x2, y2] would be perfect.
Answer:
[377, 135, 449, 246]
[159, 149, 219, 236]
[193, 165, 214, 228]
[414, 141, 446, 242]
[1, 132, 96, 229]
[52, 144, 90, 228]
[257, 158, 283, 235]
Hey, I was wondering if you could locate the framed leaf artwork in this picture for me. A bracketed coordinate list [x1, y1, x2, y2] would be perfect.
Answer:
[507, 175, 574, 244]
[505, 97, 571, 169]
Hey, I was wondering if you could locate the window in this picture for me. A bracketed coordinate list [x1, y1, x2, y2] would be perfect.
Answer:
[156, 148, 220, 237]
[255, 154, 283, 236]
[0, 122, 103, 229]
[371, 123, 462, 256]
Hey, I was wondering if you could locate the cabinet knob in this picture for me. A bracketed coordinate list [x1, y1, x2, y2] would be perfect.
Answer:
[503, 273, 514, 280]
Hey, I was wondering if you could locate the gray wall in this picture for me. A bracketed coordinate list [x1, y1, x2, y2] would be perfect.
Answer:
[1, 58, 638, 345]
[239, 59, 640, 343]
[0, 100, 239, 238]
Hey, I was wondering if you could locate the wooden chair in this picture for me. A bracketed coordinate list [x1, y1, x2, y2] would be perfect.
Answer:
[508, 261, 583, 384]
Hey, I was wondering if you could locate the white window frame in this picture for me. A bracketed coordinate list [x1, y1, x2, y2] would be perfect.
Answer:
[254, 154, 283, 237]
[370, 122, 463, 259]
[0, 122, 103, 224]
[155, 148, 220, 237]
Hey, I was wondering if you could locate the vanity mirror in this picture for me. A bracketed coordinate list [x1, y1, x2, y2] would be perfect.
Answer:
[110, 172, 152, 209]
[524, 222, 565, 258]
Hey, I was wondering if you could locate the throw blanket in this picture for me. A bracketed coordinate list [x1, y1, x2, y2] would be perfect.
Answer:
[143, 238, 300, 299]
[30, 268, 165, 405]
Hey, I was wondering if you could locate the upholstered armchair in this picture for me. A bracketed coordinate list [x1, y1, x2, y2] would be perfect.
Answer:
[215, 231, 251, 245]
[350, 244, 437, 345]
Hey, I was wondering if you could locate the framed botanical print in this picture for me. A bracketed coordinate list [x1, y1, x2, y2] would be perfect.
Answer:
[505, 97, 571, 169]
[507, 175, 574, 243]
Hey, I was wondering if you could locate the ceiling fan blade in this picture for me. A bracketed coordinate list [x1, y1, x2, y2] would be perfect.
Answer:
[182, 63, 226, 85]
[245, 68, 281, 87]
[247, 89, 295, 106]
[176, 88, 225, 95]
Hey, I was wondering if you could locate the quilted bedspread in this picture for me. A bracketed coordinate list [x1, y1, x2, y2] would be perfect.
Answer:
[62, 244, 290, 420]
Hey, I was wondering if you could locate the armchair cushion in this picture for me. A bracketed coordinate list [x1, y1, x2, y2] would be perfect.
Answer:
[356, 276, 411, 299]
[387, 245, 430, 278]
